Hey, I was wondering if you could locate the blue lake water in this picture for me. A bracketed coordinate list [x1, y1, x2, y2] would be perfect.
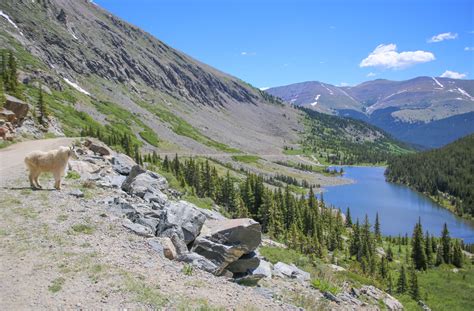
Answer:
[321, 166, 474, 243]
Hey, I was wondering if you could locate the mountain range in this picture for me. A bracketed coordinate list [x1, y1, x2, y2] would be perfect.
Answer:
[266, 78, 474, 148]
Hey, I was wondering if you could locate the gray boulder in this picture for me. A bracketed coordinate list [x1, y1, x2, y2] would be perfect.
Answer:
[273, 262, 310, 282]
[191, 218, 262, 275]
[5, 95, 29, 123]
[177, 252, 219, 275]
[226, 251, 260, 274]
[251, 259, 273, 278]
[111, 153, 136, 175]
[122, 165, 168, 204]
[156, 200, 207, 244]
[122, 219, 154, 237]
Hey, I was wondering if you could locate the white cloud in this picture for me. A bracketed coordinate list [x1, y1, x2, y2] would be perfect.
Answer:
[259, 87, 270, 91]
[360, 44, 435, 69]
[240, 51, 256, 56]
[339, 82, 350, 87]
[428, 32, 458, 43]
[465, 47, 474, 51]
[367, 72, 377, 77]
[440, 70, 467, 79]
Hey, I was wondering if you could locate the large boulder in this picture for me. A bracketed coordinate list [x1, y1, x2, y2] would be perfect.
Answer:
[191, 218, 261, 275]
[156, 200, 207, 245]
[122, 165, 168, 205]
[4, 95, 29, 123]
[68, 160, 100, 179]
[84, 138, 113, 156]
[111, 153, 136, 175]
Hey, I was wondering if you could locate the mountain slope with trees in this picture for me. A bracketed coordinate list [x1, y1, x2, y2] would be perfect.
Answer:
[385, 134, 474, 217]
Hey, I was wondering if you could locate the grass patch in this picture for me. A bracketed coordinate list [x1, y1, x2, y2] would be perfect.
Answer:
[182, 264, 194, 276]
[311, 279, 341, 295]
[48, 277, 65, 293]
[65, 171, 81, 180]
[71, 224, 95, 235]
[123, 274, 167, 308]
[231, 155, 261, 163]
[183, 195, 214, 210]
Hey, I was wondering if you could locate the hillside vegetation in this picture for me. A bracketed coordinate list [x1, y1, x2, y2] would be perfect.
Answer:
[386, 134, 474, 218]
[298, 107, 412, 165]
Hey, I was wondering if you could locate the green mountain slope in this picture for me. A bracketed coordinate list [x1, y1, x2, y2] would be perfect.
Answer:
[385, 134, 474, 217]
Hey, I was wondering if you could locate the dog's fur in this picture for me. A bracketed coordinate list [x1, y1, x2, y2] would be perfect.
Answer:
[24, 146, 75, 190]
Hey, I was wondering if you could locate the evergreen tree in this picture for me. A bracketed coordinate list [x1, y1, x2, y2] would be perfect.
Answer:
[345, 207, 352, 227]
[441, 223, 451, 264]
[409, 267, 420, 300]
[387, 272, 394, 294]
[374, 212, 382, 243]
[452, 240, 463, 268]
[37, 86, 48, 125]
[387, 245, 394, 262]
[411, 220, 427, 270]
[425, 231, 432, 265]
[6, 52, 19, 96]
[397, 265, 408, 294]
[0, 77, 5, 108]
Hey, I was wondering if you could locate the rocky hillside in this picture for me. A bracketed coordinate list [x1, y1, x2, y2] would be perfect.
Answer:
[0, 0, 301, 154]
[267, 77, 474, 148]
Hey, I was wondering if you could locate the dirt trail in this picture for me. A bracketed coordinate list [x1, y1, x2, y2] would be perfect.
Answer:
[0, 138, 75, 184]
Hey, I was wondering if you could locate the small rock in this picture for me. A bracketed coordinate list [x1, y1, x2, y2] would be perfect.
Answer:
[251, 259, 273, 278]
[122, 219, 154, 237]
[84, 138, 113, 156]
[273, 262, 310, 282]
[69, 189, 84, 198]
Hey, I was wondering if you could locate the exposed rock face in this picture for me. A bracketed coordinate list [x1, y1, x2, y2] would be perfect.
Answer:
[177, 252, 219, 275]
[0, 109, 17, 123]
[251, 259, 273, 279]
[111, 153, 135, 175]
[191, 218, 261, 275]
[4, 95, 29, 124]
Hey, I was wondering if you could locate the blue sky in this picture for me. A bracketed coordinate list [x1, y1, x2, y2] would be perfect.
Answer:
[95, 0, 474, 88]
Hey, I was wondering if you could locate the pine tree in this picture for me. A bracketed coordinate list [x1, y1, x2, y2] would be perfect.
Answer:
[387, 272, 394, 294]
[409, 267, 420, 300]
[387, 245, 394, 262]
[441, 223, 451, 264]
[452, 240, 463, 268]
[425, 231, 432, 265]
[7, 52, 19, 96]
[345, 207, 352, 227]
[374, 212, 381, 243]
[435, 246, 444, 266]
[397, 265, 408, 294]
[411, 220, 427, 270]
[37, 86, 48, 125]
[0, 77, 5, 108]
[1, 51, 8, 87]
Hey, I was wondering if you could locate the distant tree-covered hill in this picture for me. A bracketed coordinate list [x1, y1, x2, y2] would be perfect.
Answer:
[385, 134, 474, 217]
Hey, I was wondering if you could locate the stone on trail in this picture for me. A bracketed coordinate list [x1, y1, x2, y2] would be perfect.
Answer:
[68, 189, 84, 198]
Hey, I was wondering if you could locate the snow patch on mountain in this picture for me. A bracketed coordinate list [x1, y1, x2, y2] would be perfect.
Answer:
[432, 77, 444, 88]
[457, 88, 474, 100]
[63, 78, 91, 96]
[310, 94, 321, 106]
[0, 10, 24, 36]
[321, 83, 334, 95]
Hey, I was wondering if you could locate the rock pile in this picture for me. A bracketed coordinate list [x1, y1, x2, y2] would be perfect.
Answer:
[69, 139, 266, 281]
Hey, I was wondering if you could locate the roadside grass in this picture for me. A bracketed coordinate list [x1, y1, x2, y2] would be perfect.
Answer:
[231, 155, 261, 163]
[48, 277, 65, 293]
[65, 171, 81, 180]
[122, 273, 168, 308]
[183, 194, 214, 210]
[70, 224, 95, 235]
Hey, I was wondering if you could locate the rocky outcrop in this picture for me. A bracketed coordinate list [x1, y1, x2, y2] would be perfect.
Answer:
[191, 218, 261, 275]
[4, 95, 29, 124]
[226, 251, 260, 274]
[84, 138, 113, 156]
[121, 165, 168, 204]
